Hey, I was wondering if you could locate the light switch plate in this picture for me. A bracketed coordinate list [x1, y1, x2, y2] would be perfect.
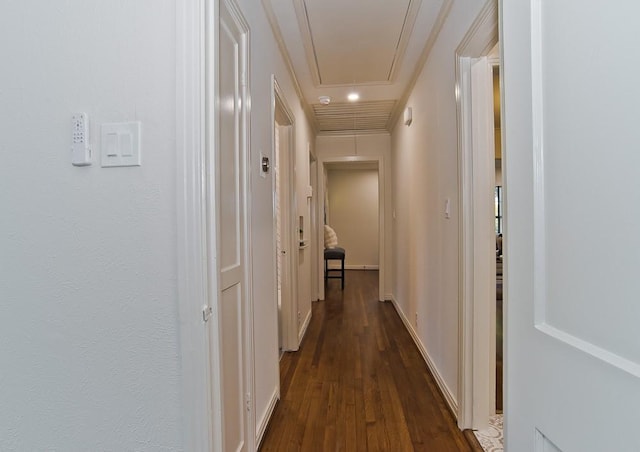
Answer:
[101, 122, 141, 167]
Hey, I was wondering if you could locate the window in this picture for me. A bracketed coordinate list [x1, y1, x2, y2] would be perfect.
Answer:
[495, 186, 503, 234]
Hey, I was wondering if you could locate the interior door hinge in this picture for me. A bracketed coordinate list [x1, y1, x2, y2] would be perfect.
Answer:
[245, 392, 251, 412]
[202, 305, 213, 322]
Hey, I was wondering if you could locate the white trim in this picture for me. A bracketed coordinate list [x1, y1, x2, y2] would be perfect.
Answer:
[530, 0, 547, 326]
[255, 387, 280, 448]
[344, 265, 380, 270]
[326, 264, 380, 271]
[390, 296, 458, 416]
[176, 0, 217, 450]
[536, 323, 640, 379]
[271, 76, 300, 352]
[317, 154, 386, 302]
[455, 0, 499, 431]
[260, 0, 317, 133]
[298, 308, 312, 344]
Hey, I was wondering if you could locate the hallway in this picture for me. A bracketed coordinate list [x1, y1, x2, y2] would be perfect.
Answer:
[260, 271, 477, 451]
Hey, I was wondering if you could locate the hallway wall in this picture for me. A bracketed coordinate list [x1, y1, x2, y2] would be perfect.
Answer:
[0, 1, 182, 449]
[390, 0, 488, 410]
[0, 0, 314, 449]
[327, 168, 379, 268]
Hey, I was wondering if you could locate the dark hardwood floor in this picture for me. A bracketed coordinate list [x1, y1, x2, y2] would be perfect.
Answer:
[260, 270, 478, 451]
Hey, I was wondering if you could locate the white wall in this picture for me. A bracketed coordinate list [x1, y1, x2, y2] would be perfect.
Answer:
[390, 0, 487, 408]
[235, 0, 314, 439]
[327, 169, 379, 268]
[316, 134, 393, 298]
[0, 1, 183, 450]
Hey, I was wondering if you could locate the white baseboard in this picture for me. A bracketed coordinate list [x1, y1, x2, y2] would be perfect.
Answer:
[298, 309, 312, 344]
[389, 295, 459, 417]
[327, 264, 379, 270]
[256, 386, 279, 448]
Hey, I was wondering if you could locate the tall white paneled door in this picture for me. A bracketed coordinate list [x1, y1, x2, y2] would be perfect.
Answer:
[503, 1, 640, 451]
[210, 0, 253, 450]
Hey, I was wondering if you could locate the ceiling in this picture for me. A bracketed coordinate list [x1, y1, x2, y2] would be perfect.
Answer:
[262, 0, 451, 135]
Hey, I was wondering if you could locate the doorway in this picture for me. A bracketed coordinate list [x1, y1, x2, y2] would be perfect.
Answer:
[316, 155, 386, 302]
[491, 63, 503, 413]
[455, 0, 500, 431]
[271, 77, 298, 353]
[325, 162, 380, 277]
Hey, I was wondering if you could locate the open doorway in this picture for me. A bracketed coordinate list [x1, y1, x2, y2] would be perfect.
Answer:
[492, 63, 503, 414]
[316, 155, 386, 302]
[271, 77, 298, 354]
[324, 162, 380, 282]
[455, 0, 501, 434]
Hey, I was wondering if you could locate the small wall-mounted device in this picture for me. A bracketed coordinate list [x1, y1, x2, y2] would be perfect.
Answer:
[404, 107, 413, 126]
[101, 121, 141, 167]
[261, 156, 270, 174]
[71, 113, 91, 166]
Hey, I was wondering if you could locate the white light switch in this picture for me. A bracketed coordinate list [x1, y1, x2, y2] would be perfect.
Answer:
[101, 122, 141, 167]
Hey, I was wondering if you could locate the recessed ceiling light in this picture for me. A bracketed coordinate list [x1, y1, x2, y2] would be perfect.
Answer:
[347, 93, 360, 102]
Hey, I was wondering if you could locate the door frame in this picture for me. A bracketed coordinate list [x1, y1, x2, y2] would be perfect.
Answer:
[271, 76, 300, 352]
[455, 0, 500, 431]
[316, 155, 385, 302]
[176, 0, 217, 449]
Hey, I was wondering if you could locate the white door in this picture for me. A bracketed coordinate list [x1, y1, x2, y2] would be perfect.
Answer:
[216, 0, 251, 450]
[503, 1, 640, 451]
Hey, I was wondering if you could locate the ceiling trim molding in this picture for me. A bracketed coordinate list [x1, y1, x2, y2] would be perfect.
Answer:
[387, 0, 423, 83]
[388, 0, 454, 131]
[296, 0, 422, 88]
[456, 0, 499, 57]
[292, 0, 322, 86]
[261, 0, 319, 133]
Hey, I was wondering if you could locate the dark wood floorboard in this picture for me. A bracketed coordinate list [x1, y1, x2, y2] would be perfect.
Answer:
[260, 270, 474, 451]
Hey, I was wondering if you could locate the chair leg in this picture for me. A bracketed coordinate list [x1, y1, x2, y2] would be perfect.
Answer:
[324, 258, 328, 283]
[341, 257, 345, 289]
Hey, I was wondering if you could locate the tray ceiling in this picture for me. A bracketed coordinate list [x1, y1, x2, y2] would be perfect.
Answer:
[263, 0, 450, 134]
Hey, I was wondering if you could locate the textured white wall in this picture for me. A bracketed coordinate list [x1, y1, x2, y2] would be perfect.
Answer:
[390, 0, 487, 405]
[0, 1, 183, 450]
[236, 0, 314, 438]
[328, 169, 379, 268]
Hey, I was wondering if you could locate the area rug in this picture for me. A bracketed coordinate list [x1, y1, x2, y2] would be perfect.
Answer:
[473, 414, 503, 452]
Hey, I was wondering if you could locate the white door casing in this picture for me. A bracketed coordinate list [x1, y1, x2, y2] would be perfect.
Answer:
[271, 77, 299, 352]
[503, 0, 640, 450]
[455, 0, 498, 430]
[215, 0, 254, 450]
[176, 0, 217, 449]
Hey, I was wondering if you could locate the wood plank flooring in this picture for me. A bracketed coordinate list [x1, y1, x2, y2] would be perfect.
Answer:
[260, 270, 475, 451]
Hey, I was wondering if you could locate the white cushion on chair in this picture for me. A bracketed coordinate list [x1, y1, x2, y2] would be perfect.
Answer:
[324, 224, 338, 248]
